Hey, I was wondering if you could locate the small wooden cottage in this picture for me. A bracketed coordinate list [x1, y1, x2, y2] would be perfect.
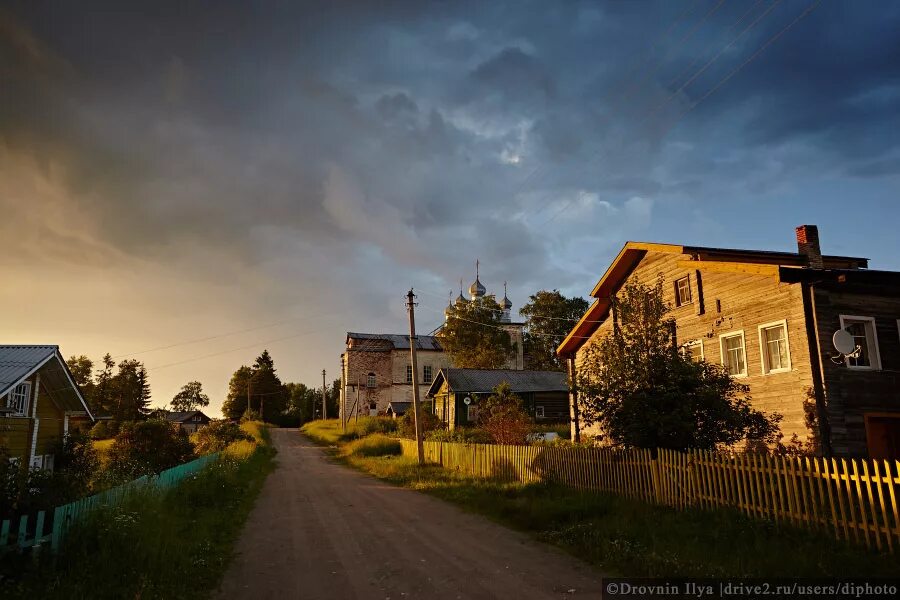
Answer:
[426, 369, 569, 430]
[0, 345, 94, 469]
[150, 410, 212, 434]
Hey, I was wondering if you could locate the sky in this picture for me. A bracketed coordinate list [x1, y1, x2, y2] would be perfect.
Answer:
[2, 0, 899, 417]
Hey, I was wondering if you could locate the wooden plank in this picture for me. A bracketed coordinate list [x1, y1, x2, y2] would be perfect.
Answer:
[0, 519, 9, 547]
[820, 458, 841, 540]
[860, 460, 881, 551]
[871, 460, 892, 553]
[17, 515, 28, 548]
[774, 456, 790, 525]
[35, 511, 45, 545]
[843, 459, 862, 546]
[886, 461, 900, 548]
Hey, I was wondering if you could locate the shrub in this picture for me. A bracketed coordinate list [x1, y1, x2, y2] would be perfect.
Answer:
[344, 434, 402, 457]
[106, 420, 195, 479]
[478, 382, 533, 445]
[397, 409, 442, 439]
[89, 420, 111, 440]
[353, 416, 398, 437]
[191, 421, 252, 455]
[426, 427, 493, 444]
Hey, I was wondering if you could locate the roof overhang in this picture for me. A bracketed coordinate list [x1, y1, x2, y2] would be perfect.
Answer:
[1, 350, 94, 421]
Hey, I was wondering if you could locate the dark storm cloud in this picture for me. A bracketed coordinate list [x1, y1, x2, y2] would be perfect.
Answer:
[2, 0, 899, 302]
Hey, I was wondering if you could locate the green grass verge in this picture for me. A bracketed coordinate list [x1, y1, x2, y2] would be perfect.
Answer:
[5, 424, 276, 599]
[301, 417, 397, 445]
[305, 426, 899, 578]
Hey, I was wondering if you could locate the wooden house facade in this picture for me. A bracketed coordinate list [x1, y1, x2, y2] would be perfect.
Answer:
[0, 345, 94, 469]
[558, 225, 900, 459]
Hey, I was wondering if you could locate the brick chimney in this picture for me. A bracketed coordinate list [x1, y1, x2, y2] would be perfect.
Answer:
[796, 225, 824, 269]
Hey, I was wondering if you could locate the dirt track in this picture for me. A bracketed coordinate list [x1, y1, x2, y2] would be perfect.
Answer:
[216, 429, 604, 599]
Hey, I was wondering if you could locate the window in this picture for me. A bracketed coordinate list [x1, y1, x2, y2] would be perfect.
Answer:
[759, 320, 791, 374]
[366, 373, 377, 388]
[681, 340, 704, 362]
[7, 382, 31, 417]
[467, 404, 479, 422]
[30, 455, 43, 470]
[43, 454, 55, 472]
[719, 331, 747, 377]
[423, 365, 433, 383]
[535, 405, 545, 418]
[406, 365, 413, 383]
[839, 315, 881, 370]
[674, 276, 692, 307]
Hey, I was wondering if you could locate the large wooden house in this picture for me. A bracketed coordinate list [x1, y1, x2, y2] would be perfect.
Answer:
[0, 345, 94, 469]
[558, 225, 900, 459]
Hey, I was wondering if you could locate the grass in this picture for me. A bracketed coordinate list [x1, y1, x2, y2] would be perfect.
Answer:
[5, 422, 276, 599]
[342, 433, 401, 458]
[301, 416, 397, 445]
[305, 423, 900, 578]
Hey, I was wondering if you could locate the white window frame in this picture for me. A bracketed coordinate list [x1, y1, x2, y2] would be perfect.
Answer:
[839, 315, 882, 370]
[674, 276, 692, 307]
[405, 365, 413, 384]
[535, 405, 545, 418]
[758, 319, 792, 375]
[43, 454, 55, 472]
[423, 365, 433, 384]
[366, 373, 377, 388]
[6, 381, 31, 417]
[466, 403, 479, 422]
[719, 331, 748, 378]
[682, 340, 705, 362]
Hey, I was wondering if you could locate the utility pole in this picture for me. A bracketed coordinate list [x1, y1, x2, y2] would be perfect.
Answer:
[340, 357, 346, 432]
[322, 369, 327, 420]
[355, 374, 360, 424]
[406, 289, 425, 465]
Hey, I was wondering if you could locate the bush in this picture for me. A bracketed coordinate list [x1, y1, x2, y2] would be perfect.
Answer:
[426, 427, 493, 444]
[106, 420, 195, 480]
[89, 421, 111, 440]
[397, 409, 442, 439]
[478, 382, 533, 445]
[353, 416, 398, 437]
[343, 434, 402, 457]
[191, 421, 252, 455]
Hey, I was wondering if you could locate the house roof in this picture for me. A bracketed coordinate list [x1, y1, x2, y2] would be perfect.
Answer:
[556, 241, 871, 357]
[346, 332, 443, 351]
[161, 410, 210, 423]
[426, 368, 567, 398]
[386, 401, 411, 414]
[0, 345, 94, 419]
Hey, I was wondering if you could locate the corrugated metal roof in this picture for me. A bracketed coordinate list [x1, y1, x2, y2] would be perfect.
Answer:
[346, 332, 443, 351]
[0, 345, 58, 395]
[387, 401, 411, 415]
[430, 368, 567, 395]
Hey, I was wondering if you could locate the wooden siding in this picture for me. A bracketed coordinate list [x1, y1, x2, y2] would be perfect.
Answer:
[0, 373, 66, 462]
[575, 251, 816, 445]
[812, 289, 900, 457]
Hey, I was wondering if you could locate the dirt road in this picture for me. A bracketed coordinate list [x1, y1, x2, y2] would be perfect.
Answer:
[216, 429, 604, 599]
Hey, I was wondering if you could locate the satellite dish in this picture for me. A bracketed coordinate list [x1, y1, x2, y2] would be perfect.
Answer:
[833, 329, 856, 355]
[463, 396, 472, 405]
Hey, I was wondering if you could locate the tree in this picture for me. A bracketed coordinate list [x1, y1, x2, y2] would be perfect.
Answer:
[477, 382, 533, 445]
[439, 295, 514, 369]
[576, 277, 781, 451]
[191, 421, 252, 455]
[106, 420, 195, 479]
[171, 381, 210, 412]
[520, 290, 589, 371]
[92, 353, 116, 416]
[221, 350, 287, 423]
[109, 359, 151, 422]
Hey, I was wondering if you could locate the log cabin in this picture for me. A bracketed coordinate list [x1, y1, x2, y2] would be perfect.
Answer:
[0, 345, 94, 469]
[557, 225, 900, 459]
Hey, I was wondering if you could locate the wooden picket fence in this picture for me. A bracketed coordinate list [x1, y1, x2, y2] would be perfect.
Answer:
[399, 440, 900, 553]
[0, 452, 220, 555]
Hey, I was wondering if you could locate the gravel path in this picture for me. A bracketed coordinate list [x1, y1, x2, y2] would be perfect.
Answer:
[215, 429, 604, 599]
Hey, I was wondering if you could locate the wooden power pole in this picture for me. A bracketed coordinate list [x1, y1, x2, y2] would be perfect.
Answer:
[406, 289, 425, 465]
[322, 369, 327, 421]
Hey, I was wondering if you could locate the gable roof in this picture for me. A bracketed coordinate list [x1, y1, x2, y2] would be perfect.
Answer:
[163, 410, 210, 423]
[426, 368, 567, 397]
[0, 345, 94, 419]
[346, 332, 443, 351]
[557, 241, 870, 357]
[386, 401, 411, 415]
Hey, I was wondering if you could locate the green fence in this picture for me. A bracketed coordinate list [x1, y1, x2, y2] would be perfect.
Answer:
[0, 453, 220, 555]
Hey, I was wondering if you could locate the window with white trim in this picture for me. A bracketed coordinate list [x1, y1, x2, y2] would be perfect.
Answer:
[720, 332, 747, 377]
[43, 454, 55, 472]
[759, 320, 791, 374]
[423, 365, 433, 383]
[839, 315, 881, 370]
[681, 340, 704, 363]
[674, 276, 692, 307]
[406, 365, 413, 383]
[7, 382, 31, 417]
[535, 405, 545, 418]
[366, 373, 376, 388]
[466, 403, 479, 422]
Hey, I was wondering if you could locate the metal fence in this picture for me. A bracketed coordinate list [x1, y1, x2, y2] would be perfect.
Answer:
[400, 439, 900, 553]
[0, 452, 220, 555]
